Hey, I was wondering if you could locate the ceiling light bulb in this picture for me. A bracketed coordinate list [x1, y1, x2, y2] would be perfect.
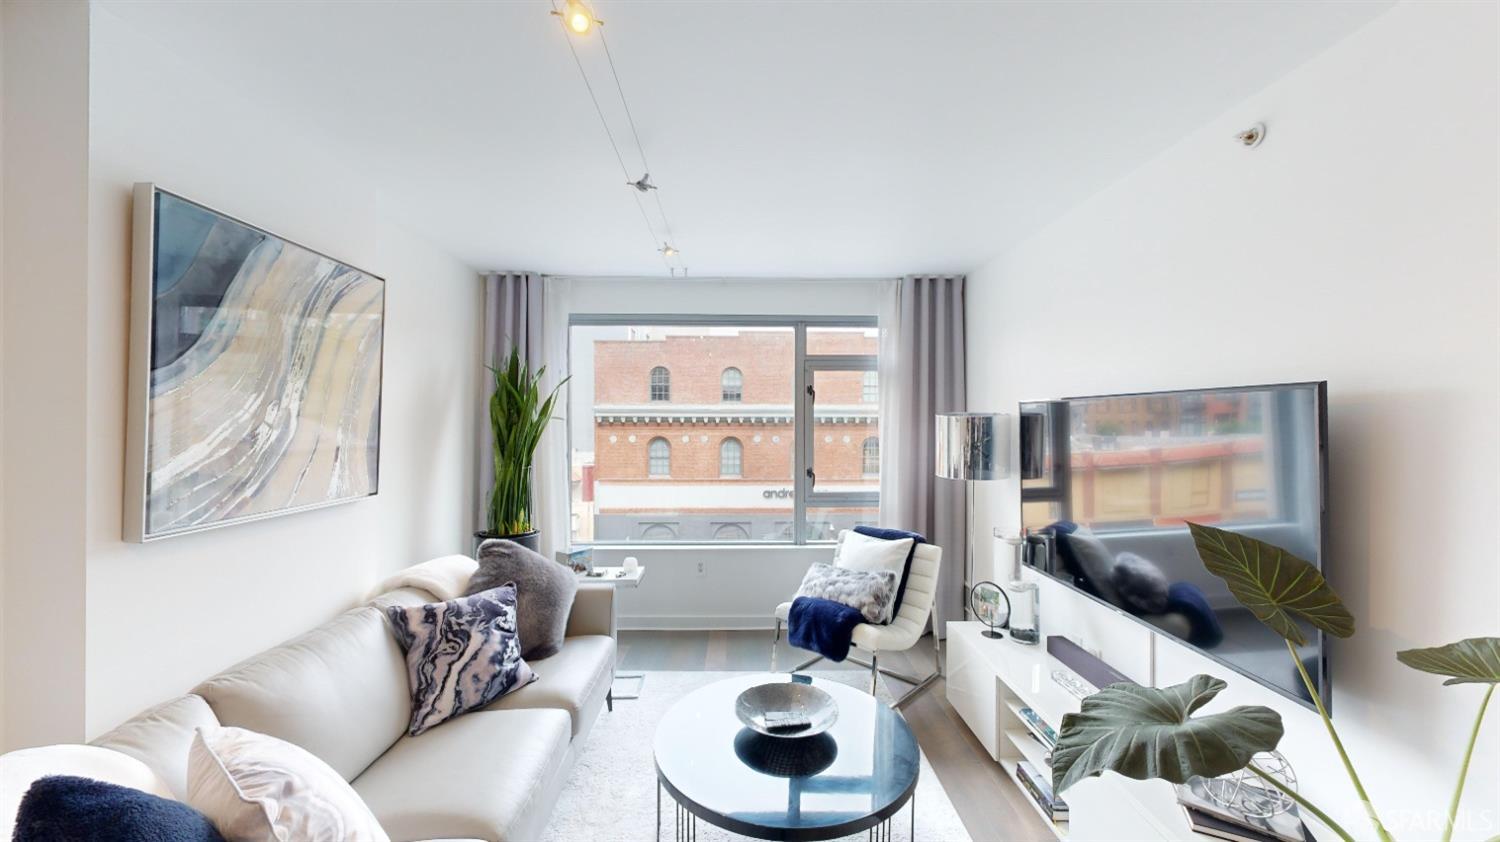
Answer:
[563, 0, 593, 34]
[661, 244, 679, 257]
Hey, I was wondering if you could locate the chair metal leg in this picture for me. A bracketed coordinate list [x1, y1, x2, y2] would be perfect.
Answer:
[852, 633, 944, 708]
[771, 618, 781, 672]
[869, 652, 879, 695]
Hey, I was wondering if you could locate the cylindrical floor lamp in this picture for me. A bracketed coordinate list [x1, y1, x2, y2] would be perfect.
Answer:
[935, 413, 1010, 620]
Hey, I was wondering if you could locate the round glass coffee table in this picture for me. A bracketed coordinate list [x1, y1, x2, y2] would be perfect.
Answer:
[655, 673, 919, 841]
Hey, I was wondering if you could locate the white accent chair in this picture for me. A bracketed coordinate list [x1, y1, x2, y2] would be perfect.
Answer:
[771, 539, 944, 708]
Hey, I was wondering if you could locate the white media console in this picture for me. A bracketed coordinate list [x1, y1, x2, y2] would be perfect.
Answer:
[945, 621, 1234, 841]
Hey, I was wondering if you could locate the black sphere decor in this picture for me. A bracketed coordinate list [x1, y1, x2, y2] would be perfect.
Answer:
[970, 581, 1012, 639]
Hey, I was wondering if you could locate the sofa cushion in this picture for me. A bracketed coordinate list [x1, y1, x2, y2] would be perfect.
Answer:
[385, 584, 538, 736]
[481, 635, 615, 737]
[92, 694, 220, 800]
[353, 709, 571, 842]
[834, 530, 913, 624]
[468, 539, 578, 659]
[188, 726, 388, 842]
[192, 606, 410, 782]
[795, 562, 897, 625]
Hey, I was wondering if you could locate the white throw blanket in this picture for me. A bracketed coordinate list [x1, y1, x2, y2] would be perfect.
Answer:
[368, 555, 478, 602]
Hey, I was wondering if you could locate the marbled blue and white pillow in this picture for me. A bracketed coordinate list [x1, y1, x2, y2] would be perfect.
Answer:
[384, 584, 537, 736]
[795, 562, 897, 625]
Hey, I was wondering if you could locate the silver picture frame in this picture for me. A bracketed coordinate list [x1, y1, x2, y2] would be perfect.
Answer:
[124, 183, 386, 542]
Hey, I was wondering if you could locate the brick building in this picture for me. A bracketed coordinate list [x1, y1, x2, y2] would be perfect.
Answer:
[578, 328, 879, 542]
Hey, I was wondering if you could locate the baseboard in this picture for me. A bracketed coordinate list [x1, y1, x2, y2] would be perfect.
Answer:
[618, 614, 775, 631]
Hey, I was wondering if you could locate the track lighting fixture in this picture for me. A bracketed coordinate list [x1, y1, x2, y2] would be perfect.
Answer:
[553, 0, 597, 35]
[553, 1, 685, 274]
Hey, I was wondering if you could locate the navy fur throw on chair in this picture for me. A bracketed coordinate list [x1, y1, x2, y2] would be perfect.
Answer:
[11, 776, 226, 842]
[788, 596, 866, 662]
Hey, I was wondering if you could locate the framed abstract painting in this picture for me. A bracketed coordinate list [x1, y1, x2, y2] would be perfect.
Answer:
[124, 184, 385, 542]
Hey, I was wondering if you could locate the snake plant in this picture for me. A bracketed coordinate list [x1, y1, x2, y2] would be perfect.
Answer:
[486, 346, 567, 537]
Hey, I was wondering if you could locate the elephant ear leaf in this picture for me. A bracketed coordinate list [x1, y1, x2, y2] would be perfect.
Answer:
[1186, 521, 1355, 645]
[1397, 637, 1500, 686]
[1051, 675, 1284, 795]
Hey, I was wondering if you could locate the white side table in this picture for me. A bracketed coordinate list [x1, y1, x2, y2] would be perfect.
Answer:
[577, 566, 646, 699]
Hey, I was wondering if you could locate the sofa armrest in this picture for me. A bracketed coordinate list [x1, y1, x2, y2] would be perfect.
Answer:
[566, 583, 615, 638]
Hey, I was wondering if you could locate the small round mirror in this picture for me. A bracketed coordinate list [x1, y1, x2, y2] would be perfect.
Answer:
[969, 581, 1011, 639]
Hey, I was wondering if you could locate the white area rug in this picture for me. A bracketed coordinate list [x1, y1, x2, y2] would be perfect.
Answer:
[542, 671, 972, 841]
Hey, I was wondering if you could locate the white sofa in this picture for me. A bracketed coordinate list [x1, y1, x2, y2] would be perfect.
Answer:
[1, 556, 616, 842]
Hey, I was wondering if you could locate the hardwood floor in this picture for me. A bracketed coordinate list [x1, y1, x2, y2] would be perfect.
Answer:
[618, 629, 1055, 841]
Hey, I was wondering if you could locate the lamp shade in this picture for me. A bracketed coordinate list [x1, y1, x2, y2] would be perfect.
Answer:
[935, 413, 1009, 481]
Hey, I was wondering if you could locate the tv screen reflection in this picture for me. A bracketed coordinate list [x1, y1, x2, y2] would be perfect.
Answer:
[1019, 383, 1327, 708]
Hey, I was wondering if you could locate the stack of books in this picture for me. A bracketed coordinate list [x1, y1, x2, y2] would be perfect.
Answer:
[1016, 761, 1069, 823]
[1176, 778, 1314, 842]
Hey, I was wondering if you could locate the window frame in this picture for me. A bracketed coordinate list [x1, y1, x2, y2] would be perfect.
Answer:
[568, 314, 879, 546]
[800, 352, 880, 534]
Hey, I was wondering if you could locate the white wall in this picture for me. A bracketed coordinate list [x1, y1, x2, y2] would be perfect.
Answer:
[0, 5, 480, 745]
[966, 2, 1497, 838]
[561, 277, 885, 628]
[1, 0, 91, 750]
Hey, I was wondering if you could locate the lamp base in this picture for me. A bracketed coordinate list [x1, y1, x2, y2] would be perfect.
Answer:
[981, 629, 1006, 639]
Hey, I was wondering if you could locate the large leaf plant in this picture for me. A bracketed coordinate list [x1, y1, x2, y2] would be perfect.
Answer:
[486, 346, 567, 537]
[1050, 521, 1497, 842]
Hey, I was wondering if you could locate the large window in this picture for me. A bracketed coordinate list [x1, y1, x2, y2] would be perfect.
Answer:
[568, 319, 878, 544]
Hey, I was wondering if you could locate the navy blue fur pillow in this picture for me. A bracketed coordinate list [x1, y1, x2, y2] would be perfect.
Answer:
[11, 775, 225, 842]
[853, 526, 926, 617]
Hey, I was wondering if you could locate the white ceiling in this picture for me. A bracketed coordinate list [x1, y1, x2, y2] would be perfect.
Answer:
[99, 0, 1391, 278]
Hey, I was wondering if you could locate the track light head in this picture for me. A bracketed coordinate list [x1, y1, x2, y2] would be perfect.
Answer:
[556, 0, 596, 35]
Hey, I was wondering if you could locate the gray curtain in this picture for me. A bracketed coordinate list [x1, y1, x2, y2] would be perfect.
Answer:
[477, 272, 545, 533]
[879, 275, 967, 632]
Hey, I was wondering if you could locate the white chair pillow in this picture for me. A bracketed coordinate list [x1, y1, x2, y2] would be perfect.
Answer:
[187, 726, 389, 842]
[834, 530, 913, 622]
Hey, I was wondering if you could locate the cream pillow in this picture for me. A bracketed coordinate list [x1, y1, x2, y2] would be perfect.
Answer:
[834, 530, 914, 623]
[186, 726, 388, 842]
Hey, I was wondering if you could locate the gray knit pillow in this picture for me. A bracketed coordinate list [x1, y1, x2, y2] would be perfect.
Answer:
[466, 539, 577, 659]
[795, 562, 897, 625]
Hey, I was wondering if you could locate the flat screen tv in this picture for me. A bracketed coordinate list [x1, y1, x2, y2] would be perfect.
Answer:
[1019, 382, 1328, 710]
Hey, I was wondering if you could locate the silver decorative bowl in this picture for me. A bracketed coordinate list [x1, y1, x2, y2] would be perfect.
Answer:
[735, 681, 838, 739]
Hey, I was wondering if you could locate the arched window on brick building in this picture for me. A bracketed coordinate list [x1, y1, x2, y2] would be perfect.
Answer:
[649, 366, 671, 401]
[648, 437, 671, 476]
[720, 437, 743, 477]
[721, 367, 743, 402]
[862, 437, 879, 477]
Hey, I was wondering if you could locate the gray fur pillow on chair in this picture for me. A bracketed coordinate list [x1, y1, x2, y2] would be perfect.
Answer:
[795, 562, 897, 625]
[466, 539, 577, 659]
